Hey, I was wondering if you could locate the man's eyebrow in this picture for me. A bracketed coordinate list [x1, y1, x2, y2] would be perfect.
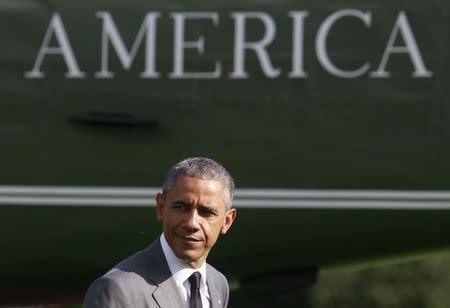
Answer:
[172, 200, 192, 207]
[171, 201, 219, 215]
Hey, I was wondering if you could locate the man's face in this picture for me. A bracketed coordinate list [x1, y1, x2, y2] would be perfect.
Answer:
[156, 175, 236, 268]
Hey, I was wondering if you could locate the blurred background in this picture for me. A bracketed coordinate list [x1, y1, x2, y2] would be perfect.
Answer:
[229, 254, 450, 307]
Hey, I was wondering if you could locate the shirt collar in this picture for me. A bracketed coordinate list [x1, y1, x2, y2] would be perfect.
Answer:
[160, 233, 207, 288]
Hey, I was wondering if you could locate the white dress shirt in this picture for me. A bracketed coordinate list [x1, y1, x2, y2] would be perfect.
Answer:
[160, 234, 211, 308]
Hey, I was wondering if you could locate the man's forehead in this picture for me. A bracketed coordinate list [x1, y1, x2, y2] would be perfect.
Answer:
[167, 175, 229, 207]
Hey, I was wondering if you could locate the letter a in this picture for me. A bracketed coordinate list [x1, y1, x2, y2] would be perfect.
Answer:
[370, 12, 432, 78]
[25, 13, 85, 79]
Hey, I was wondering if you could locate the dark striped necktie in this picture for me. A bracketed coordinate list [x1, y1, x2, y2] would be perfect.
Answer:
[188, 272, 203, 308]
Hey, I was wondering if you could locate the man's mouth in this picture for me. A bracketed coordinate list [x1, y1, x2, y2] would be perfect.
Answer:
[177, 234, 203, 243]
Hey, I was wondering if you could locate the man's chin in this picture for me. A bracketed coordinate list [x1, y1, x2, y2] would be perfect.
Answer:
[174, 249, 204, 264]
[175, 250, 198, 260]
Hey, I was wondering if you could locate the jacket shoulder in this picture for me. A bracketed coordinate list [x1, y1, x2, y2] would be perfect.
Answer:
[83, 243, 161, 307]
[83, 275, 130, 308]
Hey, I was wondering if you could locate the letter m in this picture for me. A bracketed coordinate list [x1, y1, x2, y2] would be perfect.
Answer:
[95, 11, 160, 78]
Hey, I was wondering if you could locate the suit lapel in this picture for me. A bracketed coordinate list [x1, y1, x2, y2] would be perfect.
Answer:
[144, 239, 184, 308]
[152, 278, 184, 308]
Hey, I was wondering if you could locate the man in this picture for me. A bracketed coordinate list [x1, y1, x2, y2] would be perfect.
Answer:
[84, 157, 237, 308]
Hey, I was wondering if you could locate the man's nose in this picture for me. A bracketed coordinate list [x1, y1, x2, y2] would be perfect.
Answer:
[184, 210, 200, 230]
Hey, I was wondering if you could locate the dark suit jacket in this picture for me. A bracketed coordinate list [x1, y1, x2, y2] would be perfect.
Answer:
[83, 239, 229, 308]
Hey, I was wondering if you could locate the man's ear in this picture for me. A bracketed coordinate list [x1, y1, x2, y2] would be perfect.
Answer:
[220, 208, 237, 235]
[156, 193, 165, 221]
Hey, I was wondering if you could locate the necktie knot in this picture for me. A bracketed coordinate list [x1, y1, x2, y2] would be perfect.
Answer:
[189, 271, 202, 291]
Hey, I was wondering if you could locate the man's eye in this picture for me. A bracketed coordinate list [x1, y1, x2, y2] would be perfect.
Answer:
[200, 209, 215, 216]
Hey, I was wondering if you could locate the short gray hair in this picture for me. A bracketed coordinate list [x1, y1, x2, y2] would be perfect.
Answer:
[162, 157, 235, 208]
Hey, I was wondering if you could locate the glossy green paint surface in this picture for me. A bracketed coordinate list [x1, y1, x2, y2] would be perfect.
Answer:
[0, 1, 449, 189]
